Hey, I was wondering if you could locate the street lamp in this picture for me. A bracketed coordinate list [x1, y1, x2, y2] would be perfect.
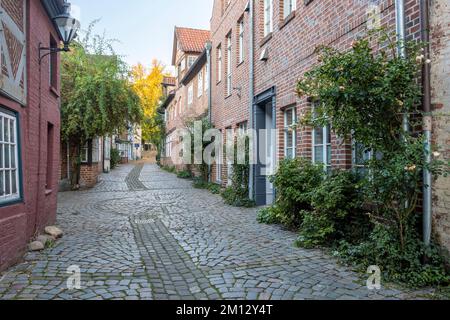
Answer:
[39, 2, 80, 64]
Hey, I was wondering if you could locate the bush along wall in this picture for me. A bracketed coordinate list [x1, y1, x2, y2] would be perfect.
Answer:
[259, 32, 450, 288]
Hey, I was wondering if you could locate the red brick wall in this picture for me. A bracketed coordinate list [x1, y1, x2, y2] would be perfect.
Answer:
[80, 163, 102, 188]
[211, 0, 251, 185]
[253, 0, 421, 166]
[0, 0, 61, 271]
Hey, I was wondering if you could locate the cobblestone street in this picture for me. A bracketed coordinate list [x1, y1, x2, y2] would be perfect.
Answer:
[0, 163, 436, 300]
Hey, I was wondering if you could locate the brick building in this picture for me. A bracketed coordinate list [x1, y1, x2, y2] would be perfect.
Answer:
[0, 0, 71, 271]
[161, 27, 211, 169]
[207, 0, 448, 250]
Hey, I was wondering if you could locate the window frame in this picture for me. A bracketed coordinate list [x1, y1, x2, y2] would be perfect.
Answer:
[284, 107, 297, 159]
[226, 32, 232, 96]
[197, 70, 203, 97]
[188, 85, 194, 105]
[238, 19, 245, 64]
[283, 0, 297, 19]
[217, 45, 222, 83]
[311, 103, 332, 170]
[264, 0, 273, 37]
[0, 107, 22, 205]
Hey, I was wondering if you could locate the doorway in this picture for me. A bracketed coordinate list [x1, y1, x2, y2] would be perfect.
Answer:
[253, 87, 276, 206]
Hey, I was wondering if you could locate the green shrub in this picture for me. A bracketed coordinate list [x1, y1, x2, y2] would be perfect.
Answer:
[192, 177, 208, 189]
[269, 158, 324, 228]
[297, 171, 370, 247]
[222, 187, 256, 208]
[257, 206, 282, 225]
[337, 224, 449, 288]
[207, 183, 221, 194]
[177, 170, 192, 179]
[110, 148, 121, 169]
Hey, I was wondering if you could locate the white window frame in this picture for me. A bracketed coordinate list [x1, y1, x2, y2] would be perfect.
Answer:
[80, 142, 89, 163]
[198, 70, 203, 97]
[238, 19, 244, 64]
[0, 110, 20, 204]
[284, 107, 297, 159]
[226, 33, 232, 96]
[312, 103, 331, 170]
[217, 45, 222, 83]
[188, 56, 196, 68]
[264, 0, 273, 37]
[283, 0, 297, 19]
[188, 85, 194, 105]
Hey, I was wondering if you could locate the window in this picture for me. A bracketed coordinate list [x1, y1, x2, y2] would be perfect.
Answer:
[226, 33, 232, 96]
[205, 64, 209, 92]
[188, 56, 196, 68]
[217, 45, 222, 83]
[0, 108, 20, 204]
[198, 70, 203, 97]
[188, 85, 194, 105]
[50, 36, 58, 89]
[238, 19, 244, 64]
[353, 141, 371, 178]
[81, 142, 89, 163]
[283, 0, 297, 19]
[312, 103, 331, 170]
[264, 0, 273, 37]
[284, 107, 296, 159]
[238, 121, 248, 136]
[180, 58, 186, 72]
[92, 138, 100, 163]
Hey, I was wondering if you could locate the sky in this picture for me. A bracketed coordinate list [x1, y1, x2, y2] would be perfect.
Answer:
[70, 0, 213, 73]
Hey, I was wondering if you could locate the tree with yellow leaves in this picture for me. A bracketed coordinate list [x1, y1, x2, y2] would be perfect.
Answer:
[131, 60, 165, 144]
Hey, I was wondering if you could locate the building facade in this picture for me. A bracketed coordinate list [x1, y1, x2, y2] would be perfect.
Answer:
[0, 0, 68, 271]
[161, 27, 211, 169]
[207, 0, 449, 251]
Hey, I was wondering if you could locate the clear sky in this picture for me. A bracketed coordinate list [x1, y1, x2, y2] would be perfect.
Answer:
[70, 0, 213, 72]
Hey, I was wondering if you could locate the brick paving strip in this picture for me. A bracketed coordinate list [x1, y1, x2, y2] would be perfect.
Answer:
[0, 163, 438, 300]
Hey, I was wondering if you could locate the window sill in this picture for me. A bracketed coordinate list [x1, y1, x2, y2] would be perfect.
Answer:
[216, 80, 222, 85]
[225, 94, 232, 100]
[45, 189, 53, 196]
[237, 60, 245, 68]
[279, 11, 296, 30]
[50, 86, 60, 97]
[260, 32, 273, 47]
[0, 197, 23, 208]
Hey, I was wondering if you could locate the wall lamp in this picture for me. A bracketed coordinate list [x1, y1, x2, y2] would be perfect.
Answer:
[39, 2, 80, 64]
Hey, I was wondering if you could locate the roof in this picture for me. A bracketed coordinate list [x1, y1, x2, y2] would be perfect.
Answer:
[172, 27, 210, 65]
[181, 49, 207, 86]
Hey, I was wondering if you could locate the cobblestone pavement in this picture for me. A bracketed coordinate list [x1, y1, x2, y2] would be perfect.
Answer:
[0, 163, 438, 300]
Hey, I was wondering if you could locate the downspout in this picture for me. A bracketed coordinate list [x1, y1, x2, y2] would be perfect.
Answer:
[206, 41, 213, 182]
[420, 0, 432, 246]
[395, 0, 408, 133]
[248, 0, 255, 200]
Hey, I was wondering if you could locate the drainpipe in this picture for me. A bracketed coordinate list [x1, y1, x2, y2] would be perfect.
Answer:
[421, 0, 432, 246]
[206, 41, 212, 123]
[248, 0, 255, 200]
[395, 0, 409, 134]
[206, 41, 213, 182]
[67, 139, 70, 181]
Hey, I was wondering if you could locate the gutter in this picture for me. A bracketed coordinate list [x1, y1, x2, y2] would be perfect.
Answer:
[420, 0, 433, 246]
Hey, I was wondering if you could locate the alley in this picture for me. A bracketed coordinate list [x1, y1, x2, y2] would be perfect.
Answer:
[0, 163, 433, 300]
